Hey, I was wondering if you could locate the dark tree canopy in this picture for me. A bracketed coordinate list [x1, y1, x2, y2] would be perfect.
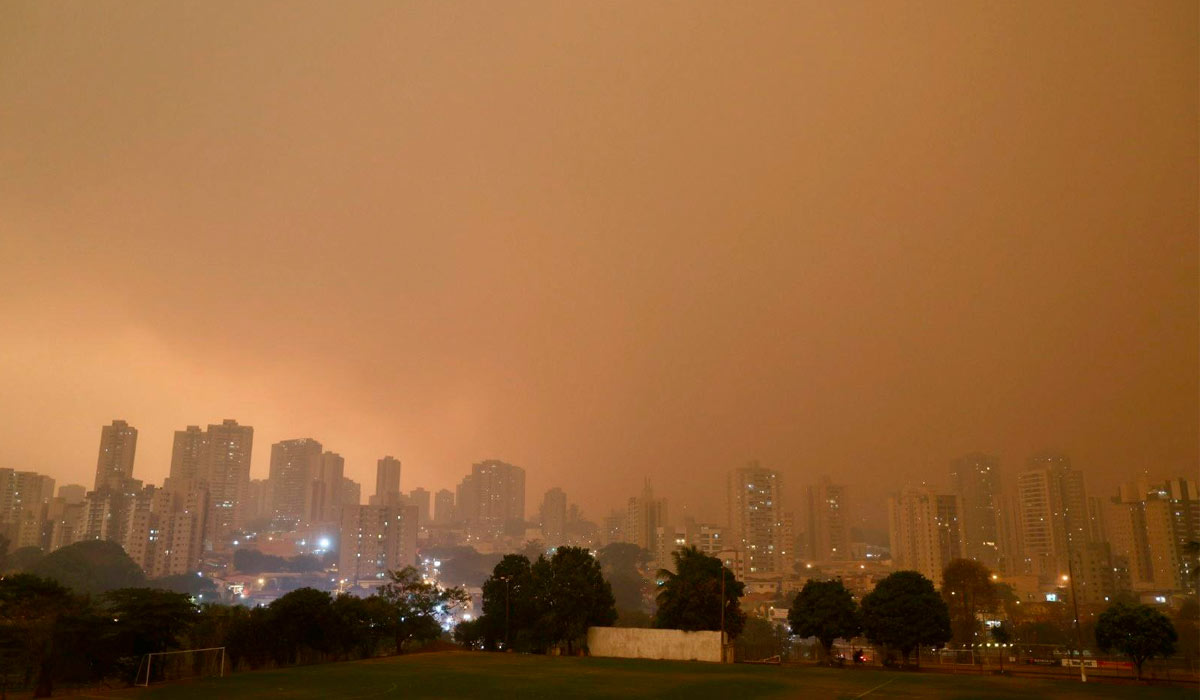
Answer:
[788, 579, 861, 661]
[30, 540, 144, 595]
[267, 588, 338, 664]
[478, 548, 615, 654]
[480, 554, 536, 650]
[423, 546, 503, 589]
[597, 543, 651, 613]
[533, 546, 617, 653]
[860, 571, 951, 666]
[101, 588, 198, 678]
[150, 573, 218, 598]
[0, 574, 82, 697]
[1095, 602, 1178, 679]
[2, 546, 45, 573]
[653, 546, 745, 639]
[940, 559, 996, 647]
[378, 566, 468, 653]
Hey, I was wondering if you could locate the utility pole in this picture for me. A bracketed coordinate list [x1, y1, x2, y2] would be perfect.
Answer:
[1066, 553, 1087, 682]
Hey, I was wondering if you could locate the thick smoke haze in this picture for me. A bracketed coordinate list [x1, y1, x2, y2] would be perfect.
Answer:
[1, 1, 1196, 526]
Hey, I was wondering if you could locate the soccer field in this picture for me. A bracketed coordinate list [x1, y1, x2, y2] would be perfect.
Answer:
[127, 652, 1194, 699]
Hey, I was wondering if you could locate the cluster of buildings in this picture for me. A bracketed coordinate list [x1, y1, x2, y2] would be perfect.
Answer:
[3, 420, 1196, 618]
[886, 452, 1198, 608]
[2, 419, 256, 579]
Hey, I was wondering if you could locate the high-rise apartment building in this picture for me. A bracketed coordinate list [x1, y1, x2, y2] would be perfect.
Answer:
[338, 504, 419, 582]
[122, 485, 175, 578]
[341, 477, 362, 508]
[540, 487, 567, 546]
[57, 484, 86, 504]
[602, 510, 625, 545]
[805, 477, 849, 562]
[93, 419, 138, 492]
[202, 419, 254, 550]
[950, 453, 1001, 568]
[684, 519, 726, 557]
[375, 456, 402, 505]
[994, 492, 1024, 576]
[625, 480, 668, 551]
[308, 451, 345, 524]
[1106, 477, 1199, 592]
[269, 438, 323, 529]
[244, 479, 270, 522]
[0, 469, 56, 525]
[167, 425, 206, 493]
[888, 487, 964, 583]
[727, 462, 784, 575]
[0, 469, 56, 550]
[1016, 452, 1089, 582]
[407, 487, 431, 528]
[433, 488, 455, 525]
[456, 460, 525, 537]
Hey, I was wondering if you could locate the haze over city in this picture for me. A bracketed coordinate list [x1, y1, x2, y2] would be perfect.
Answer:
[2, 1, 1196, 528]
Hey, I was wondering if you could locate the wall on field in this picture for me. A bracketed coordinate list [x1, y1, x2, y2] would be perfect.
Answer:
[587, 627, 723, 663]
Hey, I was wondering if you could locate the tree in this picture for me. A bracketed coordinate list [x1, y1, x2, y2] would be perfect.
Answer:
[267, 588, 337, 664]
[1173, 598, 1198, 664]
[2, 547, 44, 574]
[1094, 602, 1177, 680]
[30, 541, 144, 595]
[860, 571, 951, 667]
[480, 555, 536, 650]
[330, 594, 393, 660]
[150, 573, 218, 599]
[597, 543, 650, 613]
[424, 546, 503, 589]
[532, 547, 616, 654]
[941, 559, 997, 648]
[787, 579, 861, 663]
[232, 549, 322, 575]
[101, 588, 197, 681]
[520, 540, 547, 560]
[990, 622, 1011, 672]
[378, 567, 468, 653]
[452, 618, 485, 649]
[0, 574, 79, 697]
[653, 546, 745, 639]
[222, 605, 274, 670]
[737, 617, 791, 662]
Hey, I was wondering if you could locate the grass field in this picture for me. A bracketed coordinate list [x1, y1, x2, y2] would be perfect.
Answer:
[122, 652, 1195, 699]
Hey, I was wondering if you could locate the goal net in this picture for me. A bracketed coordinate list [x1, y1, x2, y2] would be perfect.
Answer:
[134, 647, 226, 687]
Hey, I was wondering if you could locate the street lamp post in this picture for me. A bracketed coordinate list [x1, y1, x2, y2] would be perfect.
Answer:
[498, 575, 512, 651]
[719, 566, 725, 658]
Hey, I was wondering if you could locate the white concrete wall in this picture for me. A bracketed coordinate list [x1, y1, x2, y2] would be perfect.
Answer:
[587, 627, 723, 663]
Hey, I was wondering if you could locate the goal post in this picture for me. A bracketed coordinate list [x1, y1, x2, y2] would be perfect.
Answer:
[135, 647, 226, 687]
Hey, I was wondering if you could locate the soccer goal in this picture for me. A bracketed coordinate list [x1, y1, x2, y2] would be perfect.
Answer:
[134, 647, 226, 687]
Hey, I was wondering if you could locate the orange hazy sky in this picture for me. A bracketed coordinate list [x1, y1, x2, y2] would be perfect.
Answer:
[1, 1, 1196, 525]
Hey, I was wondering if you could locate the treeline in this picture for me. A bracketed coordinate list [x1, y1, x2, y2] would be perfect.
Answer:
[0, 567, 466, 697]
[455, 546, 746, 653]
[231, 548, 326, 574]
[787, 559, 1185, 680]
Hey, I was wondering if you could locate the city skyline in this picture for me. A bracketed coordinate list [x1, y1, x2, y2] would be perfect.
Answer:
[20, 414, 1191, 540]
